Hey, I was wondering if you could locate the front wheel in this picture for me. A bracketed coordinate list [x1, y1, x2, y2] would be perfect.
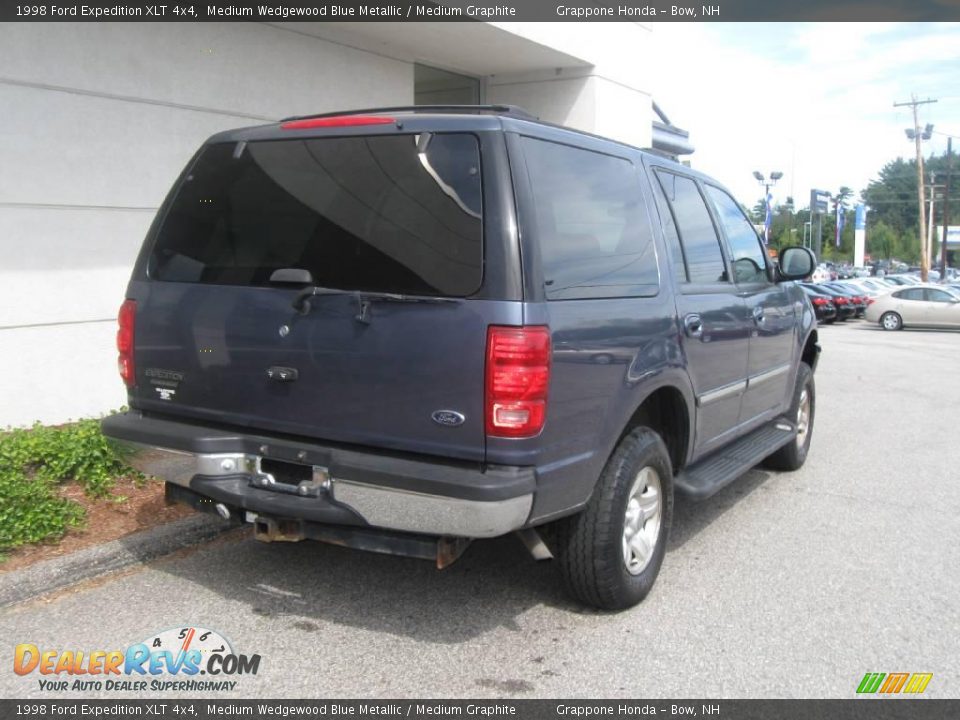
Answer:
[880, 311, 902, 331]
[555, 427, 674, 610]
[764, 363, 815, 471]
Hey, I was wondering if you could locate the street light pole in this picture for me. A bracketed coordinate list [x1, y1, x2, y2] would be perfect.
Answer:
[753, 170, 783, 243]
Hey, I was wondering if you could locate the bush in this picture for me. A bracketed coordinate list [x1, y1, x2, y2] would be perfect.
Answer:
[0, 417, 142, 555]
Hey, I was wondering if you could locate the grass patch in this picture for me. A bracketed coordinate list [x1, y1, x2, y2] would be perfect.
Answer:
[0, 417, 143, 556]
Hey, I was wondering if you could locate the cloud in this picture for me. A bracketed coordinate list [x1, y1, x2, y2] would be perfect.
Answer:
[649, 23, 960, 210]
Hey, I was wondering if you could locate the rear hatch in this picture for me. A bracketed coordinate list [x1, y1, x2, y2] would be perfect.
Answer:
[131, 127, 497, 462]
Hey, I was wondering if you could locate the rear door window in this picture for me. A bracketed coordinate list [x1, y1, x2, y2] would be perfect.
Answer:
[149, 134, 483, 297]
[519, 137, 659, 300]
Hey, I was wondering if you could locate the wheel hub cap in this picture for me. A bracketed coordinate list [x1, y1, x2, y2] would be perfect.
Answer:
[622, 467, 662, 575]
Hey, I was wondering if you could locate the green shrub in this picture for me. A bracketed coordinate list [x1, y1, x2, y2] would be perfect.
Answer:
[0, 417, 142, 554]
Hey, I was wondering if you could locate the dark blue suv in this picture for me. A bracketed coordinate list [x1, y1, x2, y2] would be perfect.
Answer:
[103, 106, 819, 609]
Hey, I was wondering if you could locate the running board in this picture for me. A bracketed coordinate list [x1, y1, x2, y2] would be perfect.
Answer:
[675, 420, 797, 501]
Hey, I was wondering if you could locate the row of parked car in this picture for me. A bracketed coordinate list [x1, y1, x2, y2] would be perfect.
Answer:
[799, 273, 960, 330]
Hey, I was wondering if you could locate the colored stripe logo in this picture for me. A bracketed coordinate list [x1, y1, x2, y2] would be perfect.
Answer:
[857, 672, 932, 694]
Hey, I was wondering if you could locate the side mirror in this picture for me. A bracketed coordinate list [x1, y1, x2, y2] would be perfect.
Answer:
[778, 247, 816, 282]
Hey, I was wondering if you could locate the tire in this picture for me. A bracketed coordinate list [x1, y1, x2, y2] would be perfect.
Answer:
[764, 363, 815, 471]
[555, 427, 674, 610]
[880, 311, 902, 331]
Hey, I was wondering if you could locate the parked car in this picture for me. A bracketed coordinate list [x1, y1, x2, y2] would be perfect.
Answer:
[821, 282, 868, 317]
[833, 279, 886, 298]
[800, 283, 856, 321]
[848, 277, 896, 294]
[865, 285, 960, 330]
[797, 285, 838, 324]
[884, 274, 922, 286]
[100, 105, 819, 610]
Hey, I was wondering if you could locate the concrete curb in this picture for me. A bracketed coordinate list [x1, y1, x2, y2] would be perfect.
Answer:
[0, 514, 237, 608]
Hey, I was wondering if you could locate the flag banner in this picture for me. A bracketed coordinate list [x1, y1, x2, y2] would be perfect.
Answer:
[835, 203, 845, 248]
[855, 204, 866, 230]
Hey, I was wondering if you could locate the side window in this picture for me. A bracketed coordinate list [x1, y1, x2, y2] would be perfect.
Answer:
[705, 185, 769, 284]
[650, 174, 688, 284]
[654, 171, 729, 284]
[897, 288, 924, 301]
[520, 137, 659, 299]
[926, 288, 955, 303]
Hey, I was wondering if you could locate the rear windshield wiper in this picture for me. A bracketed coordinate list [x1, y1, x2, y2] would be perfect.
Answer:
[293, 285, 457, 317]
[271, 270, 458, 321]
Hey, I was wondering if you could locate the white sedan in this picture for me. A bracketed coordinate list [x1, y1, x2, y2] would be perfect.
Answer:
[865, 284, 960, 330]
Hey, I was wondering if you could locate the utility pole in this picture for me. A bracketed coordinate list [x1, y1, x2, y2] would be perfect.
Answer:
[894, 95, 937, 281]
[944, 137, 953, 278]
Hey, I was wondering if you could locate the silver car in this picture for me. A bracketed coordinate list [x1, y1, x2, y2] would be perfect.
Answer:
[865, 284, 960, 330]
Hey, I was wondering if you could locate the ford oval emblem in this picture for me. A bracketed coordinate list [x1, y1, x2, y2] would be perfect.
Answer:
[432, 410, 466, 427]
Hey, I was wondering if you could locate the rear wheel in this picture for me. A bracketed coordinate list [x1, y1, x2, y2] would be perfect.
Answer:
[880, 311, 902, 331]
[555, 427, 673, 610]
[764, 363, 815, 471]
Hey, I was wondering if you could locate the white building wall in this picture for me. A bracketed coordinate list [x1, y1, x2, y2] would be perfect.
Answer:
[0, 22, 412, 428]
[488, 23, 653, 148]
[1, 21, 657, 429]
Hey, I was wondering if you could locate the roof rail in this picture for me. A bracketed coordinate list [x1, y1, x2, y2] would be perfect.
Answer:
[280, 105, 539, 123]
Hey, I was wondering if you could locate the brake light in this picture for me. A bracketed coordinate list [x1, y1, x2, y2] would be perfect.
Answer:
[485, 326, 551, 438]
[281, 115, 395, 130]
[811, 297, 828, 306]
[117, 299, 136, 388]
[866, 297, 876, 306]
[835, 297, 848, 304]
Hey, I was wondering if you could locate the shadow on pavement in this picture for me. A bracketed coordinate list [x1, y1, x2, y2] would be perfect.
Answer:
[135, 470, 772, 641]
[669, 467, 773, 550]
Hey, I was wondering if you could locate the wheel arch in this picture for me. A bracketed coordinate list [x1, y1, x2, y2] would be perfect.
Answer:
[616, 384, 692, 475]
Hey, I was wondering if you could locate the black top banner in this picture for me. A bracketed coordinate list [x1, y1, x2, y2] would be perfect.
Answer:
[3, 0, 960, 22]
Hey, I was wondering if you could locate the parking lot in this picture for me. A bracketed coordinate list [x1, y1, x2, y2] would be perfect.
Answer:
[2, 321, 958, 699]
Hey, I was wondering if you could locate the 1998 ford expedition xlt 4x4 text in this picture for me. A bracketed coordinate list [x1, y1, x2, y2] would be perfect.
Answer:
[103, 105, 819, 610]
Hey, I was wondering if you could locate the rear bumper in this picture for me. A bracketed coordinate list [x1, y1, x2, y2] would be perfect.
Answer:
[103, 412, 535, 539]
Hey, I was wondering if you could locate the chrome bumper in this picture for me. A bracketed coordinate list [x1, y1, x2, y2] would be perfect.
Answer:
[115, 440, 533, 539]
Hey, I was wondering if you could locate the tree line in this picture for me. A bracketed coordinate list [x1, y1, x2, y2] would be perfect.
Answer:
[750, 151, 957, 265]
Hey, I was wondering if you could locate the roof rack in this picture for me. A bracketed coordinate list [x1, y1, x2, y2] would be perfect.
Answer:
[280, 105, 539, 123]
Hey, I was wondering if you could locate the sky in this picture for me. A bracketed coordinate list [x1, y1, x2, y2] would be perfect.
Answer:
[649, 22, 960, 213]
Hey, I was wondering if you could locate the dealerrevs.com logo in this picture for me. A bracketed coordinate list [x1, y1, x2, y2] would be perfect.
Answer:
[13, 626, 260, 693]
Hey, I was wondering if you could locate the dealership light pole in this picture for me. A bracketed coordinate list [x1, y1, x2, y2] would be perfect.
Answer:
[753, 170, 783, 243]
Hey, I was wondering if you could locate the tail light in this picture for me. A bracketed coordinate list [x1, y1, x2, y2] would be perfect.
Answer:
[811, 297, 828, 306]
[835, 297, 848, 305]
[866, 297, 876, 306]
[485, 326, 551, 438]
[117, 299, 136, 387]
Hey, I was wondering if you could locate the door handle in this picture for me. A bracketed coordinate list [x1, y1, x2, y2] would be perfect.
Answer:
[683, 313, 703, 339]
[752, 306, 766, 324]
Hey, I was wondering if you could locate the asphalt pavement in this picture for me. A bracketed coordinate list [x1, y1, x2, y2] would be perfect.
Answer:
[3, 321, 958, 699]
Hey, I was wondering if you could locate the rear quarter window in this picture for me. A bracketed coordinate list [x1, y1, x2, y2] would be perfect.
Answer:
[149, 133, 483, 297]
[519, 137, 659, 300]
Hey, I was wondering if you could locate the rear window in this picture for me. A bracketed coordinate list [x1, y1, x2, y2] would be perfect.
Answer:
[519, 137, 659, 300]
[149, 134, 483, 296]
